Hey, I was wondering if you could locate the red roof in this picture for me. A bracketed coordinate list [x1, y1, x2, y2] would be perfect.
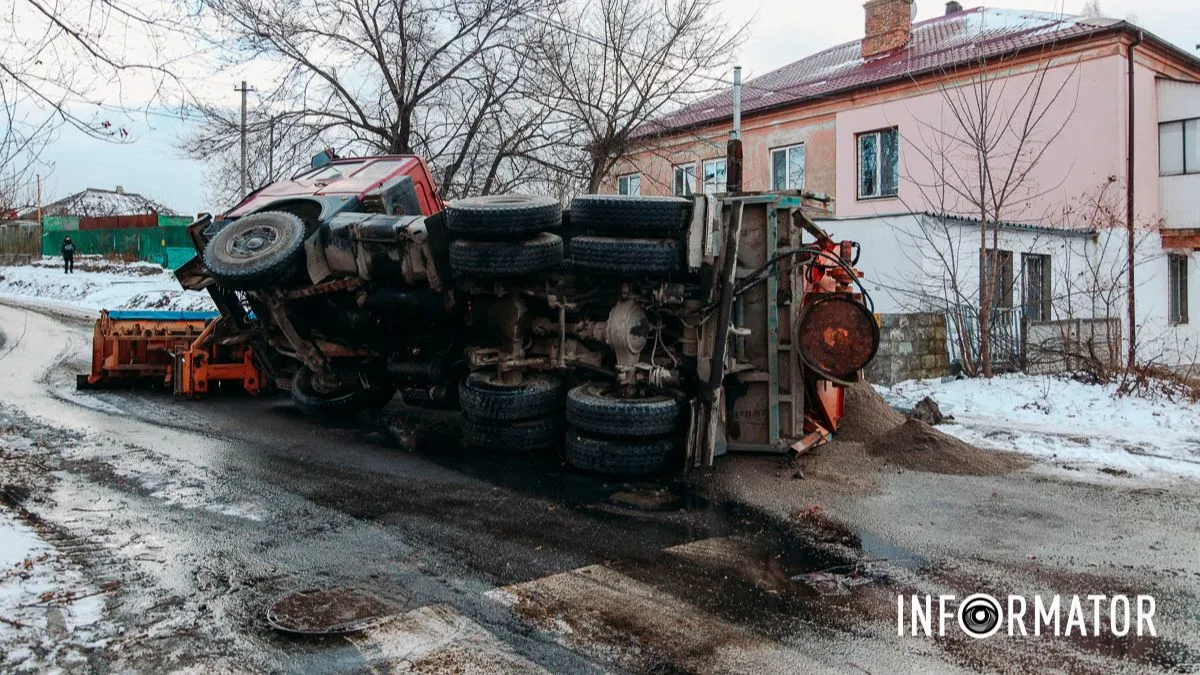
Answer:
[639, 7, 1127, 136]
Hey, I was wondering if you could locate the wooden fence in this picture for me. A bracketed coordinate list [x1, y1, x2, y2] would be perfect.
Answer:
[0, 223, 42, 265]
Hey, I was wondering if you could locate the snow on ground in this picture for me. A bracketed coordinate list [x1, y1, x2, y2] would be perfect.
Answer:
[0, 511, 107, 671]
[879, 374, 1200, 480]
[0, 256, 214, 313]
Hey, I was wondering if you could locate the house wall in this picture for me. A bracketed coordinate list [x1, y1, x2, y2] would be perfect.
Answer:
[1121, 231, 1200, 366]
[834, 52, 1150, 224]
[816, 213, 1091, 316]
[1157, 79, 1200, 229]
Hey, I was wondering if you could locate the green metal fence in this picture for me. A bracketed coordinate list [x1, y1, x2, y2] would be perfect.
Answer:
[158, 215, 193, 228]
[42, 216, 80, 232]
[42, 226, 194, 266]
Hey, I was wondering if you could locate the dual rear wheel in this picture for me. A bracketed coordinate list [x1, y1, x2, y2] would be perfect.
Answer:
[457, 372, 685, 475]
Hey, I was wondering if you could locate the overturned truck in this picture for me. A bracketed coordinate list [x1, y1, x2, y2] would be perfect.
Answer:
[175, 154, 878, 473]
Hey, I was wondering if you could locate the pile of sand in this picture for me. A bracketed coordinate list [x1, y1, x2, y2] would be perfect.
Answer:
[838, 382, 1028, 477]
[836, 382, 904, 442]
[865, 418, 1029, 476]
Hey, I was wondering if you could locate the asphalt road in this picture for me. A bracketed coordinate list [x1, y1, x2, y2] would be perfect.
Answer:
[1, 300, 1199, 673]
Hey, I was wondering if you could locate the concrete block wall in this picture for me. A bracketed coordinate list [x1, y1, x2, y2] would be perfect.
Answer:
[865, 312, 952, 385]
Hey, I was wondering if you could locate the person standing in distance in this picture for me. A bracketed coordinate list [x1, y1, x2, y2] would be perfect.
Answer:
[61, 236, 76, 274]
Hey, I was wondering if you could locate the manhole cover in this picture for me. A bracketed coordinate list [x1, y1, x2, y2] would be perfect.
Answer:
[266, 588, 395, 635]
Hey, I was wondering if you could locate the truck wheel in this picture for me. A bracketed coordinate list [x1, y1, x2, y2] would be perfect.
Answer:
[459, 371, 565, 421]
[446, 195, 561, 240]
[569, 195, 690, 237]
[462, 415, 565, 452]
[204, 211, 307, 290]
[450, 233, 563, 277]
[566, 383, 684, 436]
[291, 366, 393, 416]
[291, 366, 362, 416]
[565, 429, 678, 475]
[570, 236, 682, 276]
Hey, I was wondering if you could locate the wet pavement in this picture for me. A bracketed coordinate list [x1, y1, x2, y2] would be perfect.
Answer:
[1, 301, 1198, 673]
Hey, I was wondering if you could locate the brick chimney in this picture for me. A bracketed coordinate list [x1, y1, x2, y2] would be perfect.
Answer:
[862, 0, 914, 59]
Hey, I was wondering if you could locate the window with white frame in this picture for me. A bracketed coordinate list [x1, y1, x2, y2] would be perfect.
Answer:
[857, 127, 899, 199]
[673, 163, 695, 196]
[1160, 118, 1200, 176]
[702, 158, 727, 194]
[770, 144, 805, 191]
[1169, 253, 1189, 325]
[617, 173, 641, 195]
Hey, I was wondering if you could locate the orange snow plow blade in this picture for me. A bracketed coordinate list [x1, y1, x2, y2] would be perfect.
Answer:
[78, 310, 265, 398]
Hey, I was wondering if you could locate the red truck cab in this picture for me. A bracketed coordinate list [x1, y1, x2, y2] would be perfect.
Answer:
[224, 155, 444, 220]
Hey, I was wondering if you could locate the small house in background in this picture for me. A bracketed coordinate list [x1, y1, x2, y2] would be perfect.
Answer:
[22, 186, 191, 232]
[16, 186, 196, 266]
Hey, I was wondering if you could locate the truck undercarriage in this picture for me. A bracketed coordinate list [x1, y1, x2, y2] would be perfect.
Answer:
[172, 154, 878, 474]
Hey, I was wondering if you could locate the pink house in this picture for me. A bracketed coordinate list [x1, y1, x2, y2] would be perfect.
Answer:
[615, 2, 1200, 369]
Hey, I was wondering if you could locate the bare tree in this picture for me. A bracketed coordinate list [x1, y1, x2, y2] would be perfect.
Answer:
[1080, 0, 1103, 18]
[0, 0, 186, 218]
[2, 0, 183, 140]
[0, 86, 54, 216]
[904, 49, 1080, 376]
[185, 0, 566, 204]
[536, 0, 744, 192]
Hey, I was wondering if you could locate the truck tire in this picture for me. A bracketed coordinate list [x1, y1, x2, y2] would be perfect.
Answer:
[462, 415, 565, 452]
[566, 383, 684, 436]
[569, 195, 690, 237]
[291, 366, 393, 416]
[204, 211, 307, 290]
[291, 366, 362, 416]
[446, 195, 562, 240]
[459, 371, 565, 421]
[565, 429, 678, 475]
[570, 236, 682, 276]
[450, 233, 563, 277]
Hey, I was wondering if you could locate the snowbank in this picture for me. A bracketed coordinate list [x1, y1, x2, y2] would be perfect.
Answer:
[0, 256, 214, 314]
[879, 375, 1200, 479]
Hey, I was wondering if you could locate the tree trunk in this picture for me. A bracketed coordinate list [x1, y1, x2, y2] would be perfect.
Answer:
[979, 220, 992, 378]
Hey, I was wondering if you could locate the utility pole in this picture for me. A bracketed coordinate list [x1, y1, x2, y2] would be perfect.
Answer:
[267, 117, 276, 182]
[234, 81, 255, 197]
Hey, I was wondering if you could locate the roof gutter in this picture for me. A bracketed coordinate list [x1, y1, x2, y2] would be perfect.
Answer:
[1126, 29, 1144, 369]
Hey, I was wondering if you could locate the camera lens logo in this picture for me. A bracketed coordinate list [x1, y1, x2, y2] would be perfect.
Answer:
[958, 594, 1003, 639]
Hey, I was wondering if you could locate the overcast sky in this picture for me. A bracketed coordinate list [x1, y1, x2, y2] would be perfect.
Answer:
[38, 0, 1200, 215]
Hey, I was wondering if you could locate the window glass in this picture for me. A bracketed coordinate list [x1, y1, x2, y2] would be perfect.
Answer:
[1170, 254, 1189, 324]
[1160, 122, 1184, 176]
[771, 149, 787, 191]
[1185, 119, 1200, 175]
[1022, 254, 1051, 321]
[788, 146, 805, 190]
[673, 164, 695, 196]
[618, 173, 641, 195]
[702, 158, 727, 194]
[880, 129, 899, 197]
[771, 145, 805, 191]
[858, 134, 878, 198]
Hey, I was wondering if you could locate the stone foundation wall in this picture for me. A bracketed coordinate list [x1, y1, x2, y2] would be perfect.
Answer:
[865, 312, 952, 385]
